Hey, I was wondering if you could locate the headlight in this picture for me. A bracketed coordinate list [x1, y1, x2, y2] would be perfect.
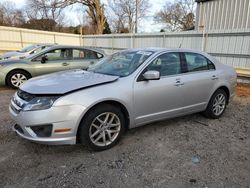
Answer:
[22, 96, 60, 111]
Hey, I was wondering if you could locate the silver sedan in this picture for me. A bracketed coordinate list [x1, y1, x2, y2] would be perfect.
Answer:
[9, 48, 237, 150]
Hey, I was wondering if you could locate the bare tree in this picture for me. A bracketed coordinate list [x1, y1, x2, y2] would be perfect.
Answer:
[76, 7, 96, 34]
[25, 0, 66, 30]
[155, 0, 196, 31]
[108, 0, 150, 33]
[55, 0, 106, 34]
[0, 1, 26, 27]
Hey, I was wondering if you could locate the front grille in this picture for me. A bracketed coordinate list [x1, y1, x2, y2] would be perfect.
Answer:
[17, 89, 35, 102]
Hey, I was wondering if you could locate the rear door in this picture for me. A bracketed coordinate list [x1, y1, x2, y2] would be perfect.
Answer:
[69, 49, 104, 70]
[179, 52, 218, 111]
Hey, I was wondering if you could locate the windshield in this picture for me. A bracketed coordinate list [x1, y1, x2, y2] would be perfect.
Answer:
[20, 45, 38, 53]
[88, 50, 154, 77]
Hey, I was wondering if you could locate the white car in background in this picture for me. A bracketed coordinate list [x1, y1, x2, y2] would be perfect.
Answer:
[0, 44, 55, 60]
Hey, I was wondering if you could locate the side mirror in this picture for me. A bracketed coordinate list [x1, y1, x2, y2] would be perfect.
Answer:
[41, 55, 48, 64]
[143, 70, 160, 80]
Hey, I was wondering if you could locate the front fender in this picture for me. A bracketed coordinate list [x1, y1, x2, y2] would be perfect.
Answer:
[53, 82, 134, 130]
[1, 63, 34, 78]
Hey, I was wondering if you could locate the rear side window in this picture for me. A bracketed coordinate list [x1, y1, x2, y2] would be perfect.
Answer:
[84, 50, 98, 59]
[72, 49, 103, 60]
[96, 53, 104, 59]
[184, 53, 215, 72]
[73, 49, 86, 59]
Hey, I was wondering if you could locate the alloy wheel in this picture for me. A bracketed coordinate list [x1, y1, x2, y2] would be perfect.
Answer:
[89, 112, 121, 147]
[212, 93, 226, 116]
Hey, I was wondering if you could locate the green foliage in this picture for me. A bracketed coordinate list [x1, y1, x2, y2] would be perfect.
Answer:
[103, 20, 111, 34]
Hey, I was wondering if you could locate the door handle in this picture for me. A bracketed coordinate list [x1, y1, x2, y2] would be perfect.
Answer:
[211, 75, 218, 80]
[174, 80, 184, 86]
[62, 62, 69, 66]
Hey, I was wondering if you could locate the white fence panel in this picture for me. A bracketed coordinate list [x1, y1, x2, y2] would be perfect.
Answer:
[83, 30, 250, 69]
[0, 26, 81, 51]
[0, 26, 250, 70]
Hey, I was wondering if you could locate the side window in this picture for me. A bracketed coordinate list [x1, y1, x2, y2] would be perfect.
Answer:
[72, 49, 101, 60]
[30, 47, 43, 55]
[184, 53, 215, 72]
[73, 49, 86, 59]
[97, 53, 104, 59]
[147, 52, 181, 76]
[35, 49, 72, 61]
[208, 60, 216, 70]
[34, 46, 44, 53]
[84, 50, 98, 59]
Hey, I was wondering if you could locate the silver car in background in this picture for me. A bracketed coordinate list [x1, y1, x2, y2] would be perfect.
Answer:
[9, 48, 237, 151]
[0, 43, 54, 60]
[0, 45, 105, 88]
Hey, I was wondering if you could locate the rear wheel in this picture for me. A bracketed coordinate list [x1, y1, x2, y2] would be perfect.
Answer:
[6, 70, 30, 88]
[203, 89, 228, 119]
[78, 104, 125, 151]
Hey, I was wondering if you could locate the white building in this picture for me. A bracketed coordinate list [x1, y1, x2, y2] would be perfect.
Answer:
[196, 0, 250, 31]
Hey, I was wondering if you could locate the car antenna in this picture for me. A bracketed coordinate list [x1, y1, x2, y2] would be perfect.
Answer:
[179, 37, 184, 48]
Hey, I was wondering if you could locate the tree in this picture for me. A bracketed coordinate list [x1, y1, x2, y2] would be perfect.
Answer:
[25, 0, 66, 31]
[55, 0, 106, 34]
[103, 20, 111, 34]
[155, 0, 196, 31]
[0, 1, 26, 27]
[108, 0, 150, 33]
[22, 18, 57, 31]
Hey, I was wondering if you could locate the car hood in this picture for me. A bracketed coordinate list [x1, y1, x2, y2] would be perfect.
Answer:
[0, 52, 24, 59]
[20, 69, 119, 95]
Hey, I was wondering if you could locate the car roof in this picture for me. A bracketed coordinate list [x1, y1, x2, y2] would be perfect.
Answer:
[27, 45, 106, 60]
[128, 47, 210, 56]
[33, 43, 56, 47]
[121, 47, 213, 61]
[125, 47, 203, 53]
[46, 45, 105, 54]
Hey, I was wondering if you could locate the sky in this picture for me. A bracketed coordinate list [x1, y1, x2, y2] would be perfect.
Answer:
[6, 0, 168, 33]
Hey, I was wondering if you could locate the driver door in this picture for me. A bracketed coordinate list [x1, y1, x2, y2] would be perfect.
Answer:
[133, 52, 185, 126]
[31, 48, 72, 76]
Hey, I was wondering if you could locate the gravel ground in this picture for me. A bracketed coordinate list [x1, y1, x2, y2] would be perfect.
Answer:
[0, 87, 250, 188]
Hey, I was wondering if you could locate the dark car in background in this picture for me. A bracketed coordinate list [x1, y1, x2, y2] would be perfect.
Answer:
[0, 45, 105, 88]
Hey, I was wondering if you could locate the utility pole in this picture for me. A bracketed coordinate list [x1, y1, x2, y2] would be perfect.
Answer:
[135, 0, 138, 33]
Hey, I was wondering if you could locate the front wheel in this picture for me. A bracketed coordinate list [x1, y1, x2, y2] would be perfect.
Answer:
[203, 89, 228, 119]
[6, 70, 30, 88]
[78, 104, 125, 151]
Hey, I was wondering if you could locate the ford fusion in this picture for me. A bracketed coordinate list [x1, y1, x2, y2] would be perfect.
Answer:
[9, 48, 237, 150]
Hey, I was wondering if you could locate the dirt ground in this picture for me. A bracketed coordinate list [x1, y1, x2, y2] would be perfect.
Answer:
[0, 85, 249, 188]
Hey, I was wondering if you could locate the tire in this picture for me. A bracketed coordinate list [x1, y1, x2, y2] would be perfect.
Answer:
[6, 70, 30, 89]
[78, 104, 126, 151]
[203, 89, 228, 119]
